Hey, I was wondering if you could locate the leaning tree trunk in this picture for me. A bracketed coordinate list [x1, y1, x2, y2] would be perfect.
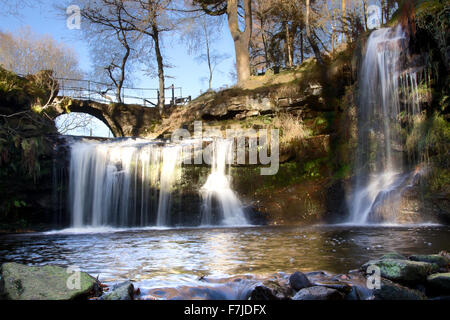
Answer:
[227, 0, 252, 86]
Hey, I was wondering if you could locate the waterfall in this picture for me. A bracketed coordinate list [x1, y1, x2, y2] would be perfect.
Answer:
[67, 138, 248, 228]
[349, 25, 422, 224]
[156, 145, 182, 226]
[200, 139, 248, 226]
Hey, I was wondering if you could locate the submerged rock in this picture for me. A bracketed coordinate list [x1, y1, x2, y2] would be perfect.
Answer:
[0, 262, 101, 300]
[292, 286, 344, 300]
[101, 281, 135, 300]
[409, 254, 450, 268]
[427, 273, 450, 295]
[373, 279, 427, 300]
[289, 271, 312, 291]
[362, 259, 439, 283]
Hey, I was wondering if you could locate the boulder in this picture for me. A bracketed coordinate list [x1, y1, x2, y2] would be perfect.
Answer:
[289, 271, 312, 291]
[292, 286, 344, 300]
[101, 281, 135, 300]
[373, 279, 427, 300]
[249, 280, 292, 300]
[409, 254, 450, 268]
[362, 259, 439, 283]
[249, 285, 281, 300]
[312, 281, 352, 295]
[427, 273, 450, 295]
[0, 262, 101, 300]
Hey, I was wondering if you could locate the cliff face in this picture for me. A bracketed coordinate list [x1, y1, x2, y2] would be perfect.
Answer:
[0, 68, 60, 231]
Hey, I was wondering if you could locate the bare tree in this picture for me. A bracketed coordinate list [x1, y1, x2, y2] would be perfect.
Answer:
[73, 0, 143, 103]
[0, 27, 82, 79]
[55, 113, 95, 135]
[182, 14, 229, 90]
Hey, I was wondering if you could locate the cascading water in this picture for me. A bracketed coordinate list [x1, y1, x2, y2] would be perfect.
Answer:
[200, 139, 248, 226]
[67, 138, 248, 228]
[349, 25, 423, 224]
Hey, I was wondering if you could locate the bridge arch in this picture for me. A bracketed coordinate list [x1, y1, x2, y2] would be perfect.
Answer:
[48, 97, 162, 138]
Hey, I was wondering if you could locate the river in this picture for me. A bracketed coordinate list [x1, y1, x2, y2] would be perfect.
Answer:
[1, 224, 448, 299]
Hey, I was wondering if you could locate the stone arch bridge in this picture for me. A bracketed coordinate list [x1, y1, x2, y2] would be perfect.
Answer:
[47, 78, 190, 137]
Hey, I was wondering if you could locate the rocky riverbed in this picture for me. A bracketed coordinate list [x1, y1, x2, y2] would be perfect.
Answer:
[1, 251, 448, 300]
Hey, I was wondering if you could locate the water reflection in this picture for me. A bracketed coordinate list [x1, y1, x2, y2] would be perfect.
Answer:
[0, 225, 449, 290]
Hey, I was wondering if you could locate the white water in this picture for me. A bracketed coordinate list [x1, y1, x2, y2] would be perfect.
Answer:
[200, 139, 248, 226]
[349, 26, 422, 224]
[68, 138, 248, 228]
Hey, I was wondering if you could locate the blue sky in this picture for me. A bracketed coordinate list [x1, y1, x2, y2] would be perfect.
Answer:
[0, 1, 236, 136]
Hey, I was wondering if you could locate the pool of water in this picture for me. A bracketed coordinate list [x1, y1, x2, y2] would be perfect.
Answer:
[0, 224, 449, 298]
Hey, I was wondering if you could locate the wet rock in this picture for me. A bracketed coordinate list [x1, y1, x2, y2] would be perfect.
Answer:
[249, 280, 292, 300]
[380, 252, 407, 260]
[101, 281, 134, 300]
[427, 273, 450, 295]
[292, 286, 344, 300]
[409, 254, 450, 268]
[313, 281, 352, 295]
[362, 259, 439, 283]
[289, 271, 311, 291]
[373, 279, 427, 300]
[249, 286, 281, 300]
[0, 262, 101, 300]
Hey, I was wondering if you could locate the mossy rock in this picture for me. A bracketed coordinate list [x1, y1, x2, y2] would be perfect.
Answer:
[373, 279, 427, 300]
[101, 281, 134, 300]
[409, 254, 450, 268]
[0, 262, 101, 300]
[427, 273, 450, 294]
[380, 252, 407, 260]
[362, 259, 439, 283]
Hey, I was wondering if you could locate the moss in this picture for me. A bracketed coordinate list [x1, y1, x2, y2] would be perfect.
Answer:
[1, 263, 101, 300]
[362, 259, 439, 283]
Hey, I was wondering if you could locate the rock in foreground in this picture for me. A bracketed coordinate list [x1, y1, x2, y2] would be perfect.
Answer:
[362, 259, 439, 283]
[409, 254, 450, 268]
[292, 286, 344, 300]
[101, 281, 135, 300]
[427, 273, 450, 295]
[289, 271, 312, 291]
[0, 262, 101, 300]
[373, 279, 427, 300]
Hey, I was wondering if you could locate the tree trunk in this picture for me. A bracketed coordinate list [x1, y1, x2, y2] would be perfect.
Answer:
[227, 0, 252, 86]
[305, 0, 323, 65]
[205, 26, 213, 90]
[117, 45, 130, 104]
[285, 22, 293, 68]
[152, 24, 165, 109]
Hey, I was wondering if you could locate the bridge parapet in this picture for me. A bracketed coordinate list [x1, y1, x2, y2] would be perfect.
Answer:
[56, 77, 190, 107]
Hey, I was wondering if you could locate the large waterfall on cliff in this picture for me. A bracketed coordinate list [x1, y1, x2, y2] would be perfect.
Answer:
[68, 138, 248, 228]
[348, 25, 423, 224]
